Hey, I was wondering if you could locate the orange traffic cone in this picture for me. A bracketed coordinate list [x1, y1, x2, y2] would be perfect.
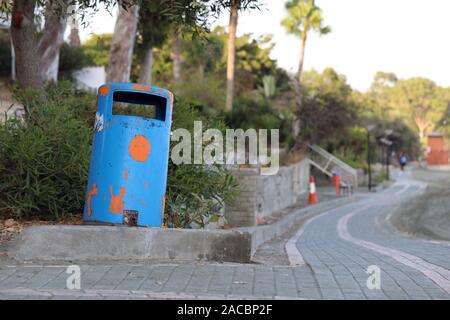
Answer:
[308, 175, 318, 205]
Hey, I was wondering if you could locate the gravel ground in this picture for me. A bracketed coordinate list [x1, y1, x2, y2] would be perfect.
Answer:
[390, 167, 450, 241]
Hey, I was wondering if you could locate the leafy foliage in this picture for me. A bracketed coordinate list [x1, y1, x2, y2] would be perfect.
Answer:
[281, 0, 331, 39]
[180, 27, 224, 78]
[393, 78, 447, 140]
[0, 83, 93, 219]
[151, 26, 286, 107]
[262, 75, 276, 99]
[177, 73, 226, 111]
[299, 68, 357, 143]
[359, 73, 449, 143]
[166, 97, 239, 228]
[81, 33, 112, 67]
[59, 43, 94, 78]
[225, 95, 293, 145]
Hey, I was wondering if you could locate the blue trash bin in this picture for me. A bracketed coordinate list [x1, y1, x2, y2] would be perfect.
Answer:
[83, 83, 173, 227]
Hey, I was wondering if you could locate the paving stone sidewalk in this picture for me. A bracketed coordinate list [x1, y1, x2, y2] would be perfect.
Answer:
[1, 171, 449, 300]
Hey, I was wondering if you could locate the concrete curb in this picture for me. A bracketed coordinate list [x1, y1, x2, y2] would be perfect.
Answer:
[8, 225, 251, 263]
[8, 196, 359, 263]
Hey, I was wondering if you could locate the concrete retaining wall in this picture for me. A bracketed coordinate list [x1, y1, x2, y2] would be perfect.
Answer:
[225, 159, 310, 227]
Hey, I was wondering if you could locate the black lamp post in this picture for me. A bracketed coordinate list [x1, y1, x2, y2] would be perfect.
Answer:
[383, 129, 393, 180]
[366, 124, 376, 191]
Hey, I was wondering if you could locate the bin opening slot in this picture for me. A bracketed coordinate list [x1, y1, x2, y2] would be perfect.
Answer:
[112, 91, 167, 121]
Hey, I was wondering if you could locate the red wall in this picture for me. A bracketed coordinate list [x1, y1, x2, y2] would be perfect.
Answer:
[427, 135, 449, 165]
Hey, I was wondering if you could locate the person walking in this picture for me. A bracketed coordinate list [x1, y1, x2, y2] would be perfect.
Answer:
[399, 153, 408, 171]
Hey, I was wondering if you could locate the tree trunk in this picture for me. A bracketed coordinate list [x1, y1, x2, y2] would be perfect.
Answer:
[38, 0, 69, 83]
[68, 5, 81, 48]
[198, 63, 205, 80]
[225, 0, 239, 112]
[415, 117, 429, 141]
[297, 34, 307, 85]
[106, 3, 140, 83]
[138, 47, 153, 85]
[10, 0, 42, 90]
[292, 34, 307, 140]
[172, 31, 181, 92]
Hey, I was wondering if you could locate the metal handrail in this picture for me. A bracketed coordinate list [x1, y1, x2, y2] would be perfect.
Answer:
[308, 144, 358, 187]
[308, 144, 357, 174]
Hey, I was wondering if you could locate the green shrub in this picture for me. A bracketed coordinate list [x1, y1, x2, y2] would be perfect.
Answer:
[225, 95, 292, 145]
[177, 73, 226, 111]
[0, 84, 93, 219]
[58, 43, 94, 79]
[166, 97, 239, 228]
[80, 33, 112, 67]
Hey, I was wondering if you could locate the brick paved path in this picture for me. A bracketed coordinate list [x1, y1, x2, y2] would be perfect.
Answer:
[0, 170, 449, 300]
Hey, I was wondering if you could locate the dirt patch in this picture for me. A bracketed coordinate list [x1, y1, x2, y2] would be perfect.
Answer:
[0, 216, 83, 253]
[390, 168, 450, 241]
[411, 167, 450, 188]
[0, 81, 24, 122]
[390, 187, 450, 241]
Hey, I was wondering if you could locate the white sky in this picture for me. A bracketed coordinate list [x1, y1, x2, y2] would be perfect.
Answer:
[79, 0, 450, 92]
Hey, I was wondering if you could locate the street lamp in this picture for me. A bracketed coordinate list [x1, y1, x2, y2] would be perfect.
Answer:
[380, 136, 393, 180]
[384, 129, 394, 180]
[366, 124, 376, 191]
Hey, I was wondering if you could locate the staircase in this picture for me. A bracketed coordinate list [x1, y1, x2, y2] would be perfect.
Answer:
[307, 144, 358, 188]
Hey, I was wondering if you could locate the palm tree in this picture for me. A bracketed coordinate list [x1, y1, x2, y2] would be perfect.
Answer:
[281, 0, 330, 140]
[282, 0, 330, 85]
[225, 0, 239, 112]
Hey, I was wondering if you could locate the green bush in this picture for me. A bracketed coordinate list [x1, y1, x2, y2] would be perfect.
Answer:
[0, 84, 93, 219]
[177, 73, 226, 111]
[225, 95, 292, 145]
[0, 83, 238, 228]
[58, 43, 94, 79]
[166, 97, 239, 228]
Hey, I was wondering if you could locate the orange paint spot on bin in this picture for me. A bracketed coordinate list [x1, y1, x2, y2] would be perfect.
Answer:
[132, 84, 154, 92]
[87, 183, 99, 217]
[128, 135, 151, 162]
[124, 168, 129, 181]
[109, 186, 126, 214]
[168, 93, 173, 110]
[99, 85, 110, 96]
